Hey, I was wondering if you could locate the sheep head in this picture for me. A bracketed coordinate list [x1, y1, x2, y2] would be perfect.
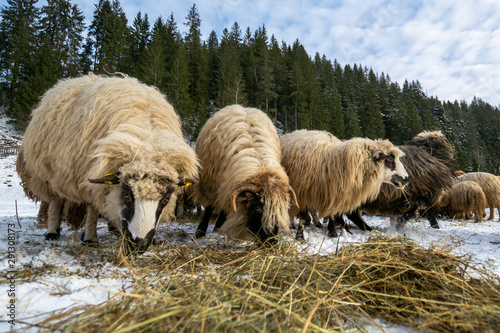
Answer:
[228, 172, 298, 244]
[373, 147, 409, 189]
[89, 171, 193, 253]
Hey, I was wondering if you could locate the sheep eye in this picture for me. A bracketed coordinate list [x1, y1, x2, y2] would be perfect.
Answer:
[161, 196, 170, 206]
[386, 155, 394, 163]
[122, 189, 132, 203]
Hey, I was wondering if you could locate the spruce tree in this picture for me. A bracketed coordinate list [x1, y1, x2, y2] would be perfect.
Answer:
[0, 0, 40, 127]
[86, 0, 129, 73]
[129, 12, 150, 76]
[136, 17, 166, 87]
[184, 4, 208, 134]
[217, 25, 246, 107]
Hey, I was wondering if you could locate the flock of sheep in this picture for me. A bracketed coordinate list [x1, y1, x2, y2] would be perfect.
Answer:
[15, 74, 500, 253]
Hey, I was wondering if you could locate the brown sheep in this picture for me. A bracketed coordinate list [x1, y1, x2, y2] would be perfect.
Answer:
[436, 181, 487, 222]
[342, 131, 459, 234]
[458, 172, 500, 221]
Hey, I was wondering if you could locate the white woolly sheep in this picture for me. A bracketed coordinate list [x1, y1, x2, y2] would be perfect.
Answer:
[436, 180, 487, 222]
[17, 74, 198, 252]
[193, 104, 298, 243]
[280, 130, 409, 239]
[458, 172, 500, 221]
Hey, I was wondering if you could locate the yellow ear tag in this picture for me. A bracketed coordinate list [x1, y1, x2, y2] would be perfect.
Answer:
[185, 181, 192, 187]
[104, 173, 116, 185]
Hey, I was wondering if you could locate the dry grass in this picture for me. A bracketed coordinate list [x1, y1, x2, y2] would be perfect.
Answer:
[24, 231, 500, 333]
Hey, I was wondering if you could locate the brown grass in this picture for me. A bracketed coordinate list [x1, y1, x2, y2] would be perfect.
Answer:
[24, 231, 500, 333]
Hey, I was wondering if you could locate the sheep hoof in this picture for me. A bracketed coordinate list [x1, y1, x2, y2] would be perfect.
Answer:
[82, 239, 99, 246]
[327, 231, 338, 238]
[108, 225, 120, 235]
[430, 223, 440, 229]
[45, 232, 60, 240]
[195, 230, 206, 238]
[295, 234, 305, 241]
[314, 223, 323, 229]
[80, 231, 99, 245]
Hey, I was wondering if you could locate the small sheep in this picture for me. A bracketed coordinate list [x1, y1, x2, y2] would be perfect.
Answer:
[458, 172, 500, 221]
[193, 104, 298, 243]
[17, 73, 198, 252]
[279, 130, 408, 239]
[436, 181, 487, 222]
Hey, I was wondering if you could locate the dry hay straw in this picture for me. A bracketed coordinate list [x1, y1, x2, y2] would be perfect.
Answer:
[34, 234, 500, 332]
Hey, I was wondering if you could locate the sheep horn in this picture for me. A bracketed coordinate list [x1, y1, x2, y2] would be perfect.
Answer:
[230, 184, 260, 212]
[288, 186, 299, 209]
[88, 173, 121, 185]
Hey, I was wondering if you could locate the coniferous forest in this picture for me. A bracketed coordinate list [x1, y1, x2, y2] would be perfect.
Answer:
[1, 0, 499, 173]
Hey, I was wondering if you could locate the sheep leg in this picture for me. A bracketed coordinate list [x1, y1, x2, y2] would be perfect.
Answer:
[295, 219, 305, 240]
[195, 205, 214, 238]
[346, 210, 373, 231]
[288, 211, 296, 230]
[327, 216, 339, 238]
[426, 206, 440, 229]
[302, 210, 312, 226]
[214, 210, 226, 230]
[81, 205, 99, 244]
[45, 198, 64, 240]
[176, 194, 184, 217]
[398, 206, 418, 225]
[311, 211, 323, 228]
[38, 201, 49, 225]
[487, 206, 494, 220]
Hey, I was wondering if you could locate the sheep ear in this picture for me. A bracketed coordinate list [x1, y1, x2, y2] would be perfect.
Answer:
[178, 177, 194, 187]
[372, 151, 387, 161]
[89, 173, 121, 185]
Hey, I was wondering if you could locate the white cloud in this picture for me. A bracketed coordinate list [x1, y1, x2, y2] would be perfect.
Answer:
[11, 0, 500, 106]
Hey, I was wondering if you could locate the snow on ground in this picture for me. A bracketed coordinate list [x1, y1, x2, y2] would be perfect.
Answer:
[0, 114, 499, 332]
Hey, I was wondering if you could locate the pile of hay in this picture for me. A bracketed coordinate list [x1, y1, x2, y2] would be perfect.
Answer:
[34, 234, 500, 332]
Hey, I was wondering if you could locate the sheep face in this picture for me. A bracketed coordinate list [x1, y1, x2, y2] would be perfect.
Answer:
[90, 172, 191, 253]
[374, 151, 409, 188]
[225, 176, 297, 244]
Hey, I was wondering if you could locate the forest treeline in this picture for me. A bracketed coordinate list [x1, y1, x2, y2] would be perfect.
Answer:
[1, 0, 499, 173]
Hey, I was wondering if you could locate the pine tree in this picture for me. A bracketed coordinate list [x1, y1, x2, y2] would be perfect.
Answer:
[217, 24, 246, 107]
[315, 54, 344, 138]
[0, 0, 40, 126]
[86, 0, 129, 73]
[128, 12, 150, 76]
[39, 0, 85, 77]
[344, 101, 363, 138]
[184, 4, 208, 134]
[136, 17, 166, 87]
[163, 13, 192, 134]
[206, 30, 219, 109]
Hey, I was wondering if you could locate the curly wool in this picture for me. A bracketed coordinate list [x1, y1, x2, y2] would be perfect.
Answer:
[18, 73, 198, 230]
[194, 104, 293, 240]
[436, 181, 487, 221]
[458, 172, 500, 220]
[280, 130, 406, 218]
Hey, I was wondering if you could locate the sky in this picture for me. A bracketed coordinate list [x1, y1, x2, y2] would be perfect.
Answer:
[3, 0, 500, 107]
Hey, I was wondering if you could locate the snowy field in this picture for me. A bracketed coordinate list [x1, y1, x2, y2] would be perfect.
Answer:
[1, 115, 499, 332]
